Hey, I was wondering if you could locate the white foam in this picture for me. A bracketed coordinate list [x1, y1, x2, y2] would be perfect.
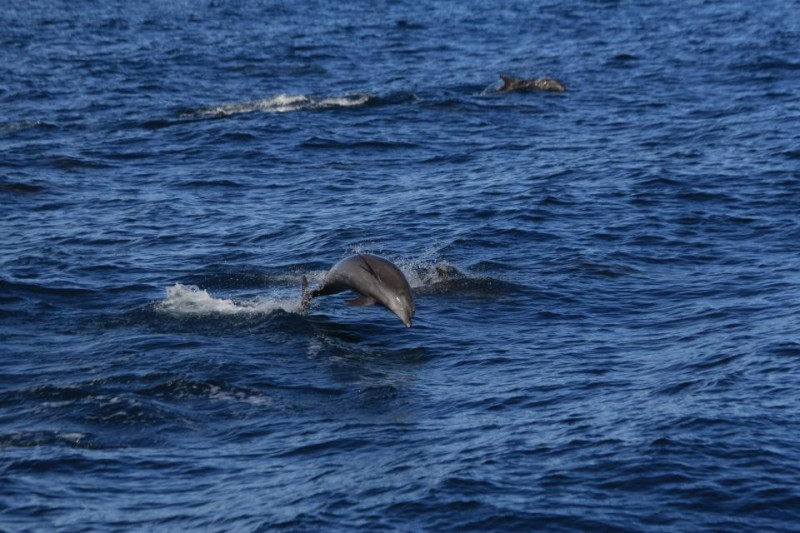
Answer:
[0, 120, 42, 132]
[58, 432, 86, 444]
[188, 93, 371, 117]
[315, 95, 371, 108]
[156, 284, 302, 316]
[207, 385, 270, 406]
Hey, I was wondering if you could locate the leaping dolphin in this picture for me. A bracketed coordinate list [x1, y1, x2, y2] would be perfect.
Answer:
[498, 75, 567, 93]
[301, 254, 415, 327]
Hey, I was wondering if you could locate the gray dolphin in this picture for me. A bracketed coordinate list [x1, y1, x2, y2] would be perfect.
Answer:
[498, 75, 567, 93]
[301, 254, 415, 327]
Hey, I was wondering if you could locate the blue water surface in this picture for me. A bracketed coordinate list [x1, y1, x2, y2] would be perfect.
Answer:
[2, 1, 800, 531]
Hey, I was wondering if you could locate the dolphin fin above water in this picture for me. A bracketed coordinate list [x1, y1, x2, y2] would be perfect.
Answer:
[300, 254, 415, 327]
[500, 75, 517, 91]
[498, 75, 567, 93]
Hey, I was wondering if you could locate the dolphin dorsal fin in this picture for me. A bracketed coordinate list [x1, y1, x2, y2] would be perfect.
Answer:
[357, 254, 382, 282]
[500, 75, 516, 91]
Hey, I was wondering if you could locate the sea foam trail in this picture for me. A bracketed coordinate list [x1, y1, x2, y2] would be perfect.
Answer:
[156, 284, 302, 315]
[187, 93, 372, 117]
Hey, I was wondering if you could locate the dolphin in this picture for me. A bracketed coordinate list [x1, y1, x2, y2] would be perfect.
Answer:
[498, 75, 567, 93]
[301, 254, 415, 327]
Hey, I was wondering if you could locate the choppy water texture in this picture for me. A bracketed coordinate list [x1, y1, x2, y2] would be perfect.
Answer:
[2, 1, 800, 531]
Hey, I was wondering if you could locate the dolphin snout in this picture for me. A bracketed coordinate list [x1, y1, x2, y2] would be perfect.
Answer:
[391, 306, 413, 328]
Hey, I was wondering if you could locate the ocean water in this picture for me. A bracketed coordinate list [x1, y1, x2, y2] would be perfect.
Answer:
[2, 0, 800, 531]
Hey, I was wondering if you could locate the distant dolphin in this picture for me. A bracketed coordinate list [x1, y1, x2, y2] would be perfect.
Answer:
[301, 254, 415, 327]
[498, 75, 567, 93]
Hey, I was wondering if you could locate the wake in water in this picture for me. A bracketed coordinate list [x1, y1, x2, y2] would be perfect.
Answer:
[185, 93, 373, 118]
[155, 284, 304, 316]
[155, 246, 513, 316]
[154, 255, 472, 318]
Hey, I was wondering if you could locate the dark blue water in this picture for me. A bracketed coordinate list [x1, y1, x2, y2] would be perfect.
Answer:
[3, 1, 800, 531]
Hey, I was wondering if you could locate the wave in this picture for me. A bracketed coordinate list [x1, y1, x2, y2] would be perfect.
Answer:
[0, 278, 96, 298]
[184, 93, 373, 118]
[155, 283, 303, 316]
[0, 180, 46, 194]
[300, 137, 420, 150]
[0, 430, 93, 449]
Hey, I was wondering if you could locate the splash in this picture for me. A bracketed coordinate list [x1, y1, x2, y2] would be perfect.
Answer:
[155, 284, 302, 315]
[400, 259, 464, 289]
[187, 93, 372, 118]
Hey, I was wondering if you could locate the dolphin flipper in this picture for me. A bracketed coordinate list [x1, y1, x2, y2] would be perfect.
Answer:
[346, 295, 377, 306]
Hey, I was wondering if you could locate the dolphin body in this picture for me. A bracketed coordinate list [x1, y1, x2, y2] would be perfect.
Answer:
[498, 75, 567, 93]
[301, 254, 415, 327]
